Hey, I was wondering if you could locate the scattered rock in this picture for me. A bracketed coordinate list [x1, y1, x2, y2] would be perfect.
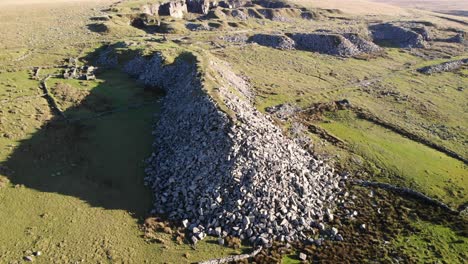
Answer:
[299, 252, 307, 260]
[417, 58, 468, 74]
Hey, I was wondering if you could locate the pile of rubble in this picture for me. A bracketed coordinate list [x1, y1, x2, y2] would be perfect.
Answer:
[124, 53, 344, 245]
[63, 58, 97, 80]
[369, 23, 428, 48]
[248, 32, 382, 57]
[248, 34, 295, 50]
[417, 58, 468, 74]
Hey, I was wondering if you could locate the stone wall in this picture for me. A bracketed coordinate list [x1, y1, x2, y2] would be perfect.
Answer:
[417, 58, 468, 74]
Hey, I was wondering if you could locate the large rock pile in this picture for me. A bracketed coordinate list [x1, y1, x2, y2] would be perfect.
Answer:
[124, 53, 343, 245]
[248, 32, 381, 56]
[369, 23, 427, 48]
[417, 58, 468, 74]
[288, 33, 364, 56]
[249, 34, 295, 50]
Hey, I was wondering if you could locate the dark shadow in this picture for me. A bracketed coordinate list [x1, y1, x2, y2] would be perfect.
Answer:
[1, 62, 163, 220]
[87, 23, 109, 33]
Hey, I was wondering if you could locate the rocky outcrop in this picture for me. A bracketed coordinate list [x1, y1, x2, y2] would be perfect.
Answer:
[186, 0, 218, 14]
[249, 32, 381, 56]
[342, 33, 383, 54]
[288, 33, 360, 56]
[140, 3, 160, 16]
[369, 23, 427, 48]
[124, 53, 342, 244]
[249, 34, 295, 50]
[159, 0, 188, 19]
[417, 58, 468, 74]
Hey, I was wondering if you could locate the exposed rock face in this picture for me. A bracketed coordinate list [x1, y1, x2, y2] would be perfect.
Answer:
[124, 53, 342, 244]
[249, 34, 295, 50]
[186, 0, 218, 14]
[417, 58, 468, 74]
[369, 23, 427, 48]
[159, 0, 187, 19]
[140, 3, 160, 15]
[288, 33, 360, 56]
[219, 0, 249, 8]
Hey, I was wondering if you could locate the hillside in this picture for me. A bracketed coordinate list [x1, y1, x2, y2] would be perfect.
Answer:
[0, 0, 466, 263]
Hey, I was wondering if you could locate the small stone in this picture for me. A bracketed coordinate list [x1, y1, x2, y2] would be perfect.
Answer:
[218, 238, 224, 246]
[360, 224, 366, 230]
[331, 227, 339, 236]
[299, 252, 307, 260]
[33, 251, 42, 256]
[336, 234, 344, 241]
[182, 219, 189, 228]
[24, 256, 34, 262]
[191, 236, 198, 245]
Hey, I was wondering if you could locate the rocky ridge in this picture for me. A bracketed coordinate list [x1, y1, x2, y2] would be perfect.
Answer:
[124, 53, 343, 245]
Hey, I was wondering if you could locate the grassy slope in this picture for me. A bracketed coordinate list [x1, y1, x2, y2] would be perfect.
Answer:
[321, 111, 467, 207]
[0, 68, 241, 263]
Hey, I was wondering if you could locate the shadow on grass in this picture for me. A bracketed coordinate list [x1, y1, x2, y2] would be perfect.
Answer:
[2, 67, 162, 220]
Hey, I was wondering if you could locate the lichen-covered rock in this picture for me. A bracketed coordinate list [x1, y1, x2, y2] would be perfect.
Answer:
[417, 58, 468, 74]
[124, 53, 343, 244]
[288, 33, 360, 56]
[159, 0, 187, 18]
[369, 23, 427, 48]
[249, 34, 295, 50]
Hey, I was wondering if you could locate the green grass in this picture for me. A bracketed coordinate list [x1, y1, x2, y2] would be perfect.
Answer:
[0, 68, 243, 263]
[320, 111, 467, 208]
[394, 220, 468, 263]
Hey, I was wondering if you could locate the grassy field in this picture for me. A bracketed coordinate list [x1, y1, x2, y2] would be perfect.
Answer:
[0, 66, 243, 263]
[320, 111, 467, 208]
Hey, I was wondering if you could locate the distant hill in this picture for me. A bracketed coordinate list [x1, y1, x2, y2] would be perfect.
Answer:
[370, 0, 468, 17]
